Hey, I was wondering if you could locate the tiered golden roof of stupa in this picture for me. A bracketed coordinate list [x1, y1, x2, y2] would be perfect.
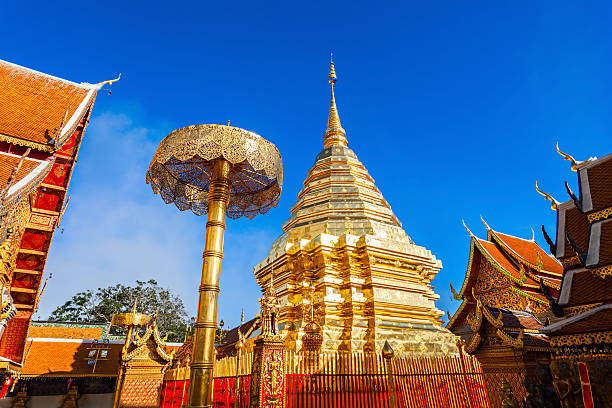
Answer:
[253, 57, 458, 355]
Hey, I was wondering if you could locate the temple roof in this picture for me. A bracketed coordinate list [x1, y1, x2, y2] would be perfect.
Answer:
[486, 306, 544, 330]
[450, 301, 549, 353]
[454, 226, 558, 301]
[488, 230, 562, 278]
[0, 155, 39, 188]
[27, 321, 108, 340]
[0, 59, 104, 151]
[448, 223, 558, 331]
[21, 339, 123, 377]
[536, 148, 612, 313]
[541, 304, 612, 334]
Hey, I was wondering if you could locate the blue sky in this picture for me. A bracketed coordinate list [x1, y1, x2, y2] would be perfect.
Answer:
[2, 1, 612, 328]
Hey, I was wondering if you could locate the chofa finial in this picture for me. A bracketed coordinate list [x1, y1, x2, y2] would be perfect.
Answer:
[479, 215, 491, 231]
[556, 142, 579, 172]
[97, 73, 122, 87]
[535, 181, 559, 211]
[462, 219, 474, 237]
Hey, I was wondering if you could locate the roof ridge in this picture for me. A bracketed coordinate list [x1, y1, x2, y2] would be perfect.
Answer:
[0, 59, 97, 89]
[494, 230, 534, 242]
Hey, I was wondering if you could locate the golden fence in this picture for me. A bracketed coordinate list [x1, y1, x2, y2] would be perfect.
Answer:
[209, 350, 490, 408]
[212, 352, 254, 377]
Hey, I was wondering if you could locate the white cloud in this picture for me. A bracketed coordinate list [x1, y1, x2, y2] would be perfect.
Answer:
[39, 112, 274, 328]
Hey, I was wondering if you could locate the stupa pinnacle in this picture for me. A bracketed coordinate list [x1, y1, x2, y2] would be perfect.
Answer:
[324, 55, 347, 148]
[254, 58, 458, 355]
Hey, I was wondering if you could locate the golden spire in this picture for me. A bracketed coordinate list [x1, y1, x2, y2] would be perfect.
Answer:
[324, 53, 347, 148]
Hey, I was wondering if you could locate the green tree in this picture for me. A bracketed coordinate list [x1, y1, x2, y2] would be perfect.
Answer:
[49, 279, 191, 342]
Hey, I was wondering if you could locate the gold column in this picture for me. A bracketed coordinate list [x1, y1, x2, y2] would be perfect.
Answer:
[188, 158, 232, 408]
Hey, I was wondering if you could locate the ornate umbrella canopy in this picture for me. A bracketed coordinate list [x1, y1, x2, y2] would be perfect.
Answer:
[146, 124, 283, 219]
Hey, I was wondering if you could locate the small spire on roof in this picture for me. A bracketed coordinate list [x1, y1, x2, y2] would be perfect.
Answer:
[531, 227, 535, 241]
[535, 181, 559, 211]
[480, 215, 491, 231]
[324, 53, 347, 148]
[462, 219, 474, 237]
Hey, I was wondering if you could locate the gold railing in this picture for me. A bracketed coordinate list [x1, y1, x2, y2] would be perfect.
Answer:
[212, 352, 254, 378]
[210, 350, 491, 408]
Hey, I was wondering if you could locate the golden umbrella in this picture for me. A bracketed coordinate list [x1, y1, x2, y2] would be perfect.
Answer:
[146, 124, 282, 408]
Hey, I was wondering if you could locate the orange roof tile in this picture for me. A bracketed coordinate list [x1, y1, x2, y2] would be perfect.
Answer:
[22, 340, 122, 377]
[0, 60, 94, 147]
[0, 154, 40, 189]
[477, 239, 524, 280]
[492, 231, 563, 276]
[27, 325, 105, 340]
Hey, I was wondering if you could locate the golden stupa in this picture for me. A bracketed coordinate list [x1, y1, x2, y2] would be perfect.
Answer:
[253, 57, 458, 355]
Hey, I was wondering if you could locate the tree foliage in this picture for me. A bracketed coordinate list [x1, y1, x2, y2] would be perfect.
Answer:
[49, 280, 191, 342]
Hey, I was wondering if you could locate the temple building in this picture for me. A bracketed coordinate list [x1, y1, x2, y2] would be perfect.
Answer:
[538, 148, 612, 407]
[0, 60, 117, 378]
[446, 220, 563, 406]
[253, 59, 458, 354]
[0, 321, 122, 408]
[448, 146, 612, 407]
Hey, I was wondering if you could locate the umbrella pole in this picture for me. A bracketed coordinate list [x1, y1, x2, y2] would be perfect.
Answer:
[188, 158, 231, 408]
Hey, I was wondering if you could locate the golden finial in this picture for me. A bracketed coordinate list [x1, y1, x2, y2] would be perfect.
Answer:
[131, 299, 138, 313]
[480, 215, 491, 231]
[97, 73, 122, 87]
[241, 309, 245, 324]
[556, 142, 579, 171]
[328, 53, 337, 84]
[535, 251, 544, 270]
[324, 54, 347, 148]
[535, 181, 559, 211]
[462, 219, 474, 237]
[450, 283, 461, 300]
